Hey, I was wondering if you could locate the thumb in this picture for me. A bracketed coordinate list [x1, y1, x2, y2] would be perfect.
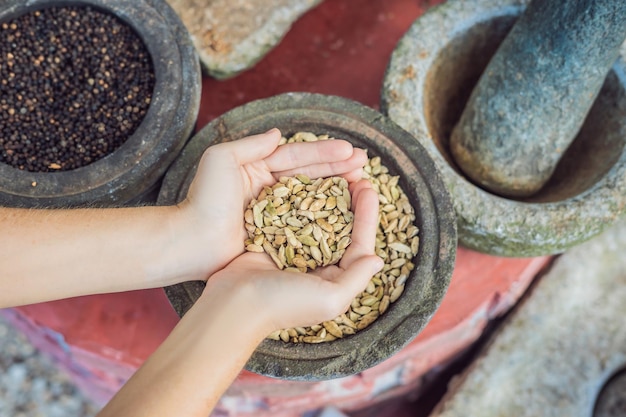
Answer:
[335, 255, 384, 300]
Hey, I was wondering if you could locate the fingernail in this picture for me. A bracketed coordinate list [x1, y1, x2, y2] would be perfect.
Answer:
[265, 127, 279, 135]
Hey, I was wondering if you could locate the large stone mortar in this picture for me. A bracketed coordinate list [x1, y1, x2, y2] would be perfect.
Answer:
[158, 93, 457, 380]
[0, 0, 201, 207]
[381, 0, 626, 257]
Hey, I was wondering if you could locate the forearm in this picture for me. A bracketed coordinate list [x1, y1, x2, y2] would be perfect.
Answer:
[0, 205, 208, 307]
[98, 284, 268, 417]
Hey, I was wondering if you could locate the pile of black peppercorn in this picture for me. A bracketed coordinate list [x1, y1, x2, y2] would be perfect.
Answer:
[0, 6, 155, 172]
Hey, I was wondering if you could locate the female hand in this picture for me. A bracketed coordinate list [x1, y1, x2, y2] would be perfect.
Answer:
[97, 175, 380, 417]
[173, 128, 368, 283]
[198, 179, 383, 333]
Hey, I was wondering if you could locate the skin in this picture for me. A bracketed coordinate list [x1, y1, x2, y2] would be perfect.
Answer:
[98, 178, 381, 417]
[0, 129, 383, 416]
[0, 129, 369, 306]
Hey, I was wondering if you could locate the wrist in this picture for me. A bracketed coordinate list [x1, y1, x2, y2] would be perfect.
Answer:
[196, 274, 274, 342]
[99, 264, 270, 417]
[143, 204, 210, 286]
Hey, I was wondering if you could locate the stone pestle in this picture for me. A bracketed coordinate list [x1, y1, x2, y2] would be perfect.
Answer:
[450, 0, 626, 198]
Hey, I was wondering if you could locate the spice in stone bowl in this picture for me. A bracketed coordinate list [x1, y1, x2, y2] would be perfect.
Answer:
[244, 174, 354, 271]
[0, 6, 155, 172]
[245, 132, 420, 344]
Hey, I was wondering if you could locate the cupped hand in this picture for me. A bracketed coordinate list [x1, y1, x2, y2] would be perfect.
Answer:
[199, 179, 383, 333]
[175, 128, 369, 283]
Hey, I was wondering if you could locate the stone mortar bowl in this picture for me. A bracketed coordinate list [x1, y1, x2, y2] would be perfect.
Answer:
[594, 368, 626, 416]
[382, 0, 626, 257]
[158, 93, 457, 380]
[0, 0, 201, 207]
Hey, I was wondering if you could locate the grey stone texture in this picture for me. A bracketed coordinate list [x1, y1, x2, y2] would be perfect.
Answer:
[166, 0, 322, 79]
[450, 0, 626, 197]
[158, 93, 457, 380]
[0, 315, 99, 417]
[431, 216, 626, 417]
[382, 0, 626, 257]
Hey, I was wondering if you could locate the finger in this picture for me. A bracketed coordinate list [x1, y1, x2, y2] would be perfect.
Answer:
[209, 128, 282, 165]
[349, 179, 373, 209]
[332, 255, 384, 303]
[314, 264, 341, 281]
[232, 252, 280, 271]
[272, 148, 368, 180]
[341, 167, 364, 183]
[264, 140, 355, 173]
[340, 187, 379, 268]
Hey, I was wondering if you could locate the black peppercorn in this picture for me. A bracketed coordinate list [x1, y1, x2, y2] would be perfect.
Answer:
[0, 6, 155, 172]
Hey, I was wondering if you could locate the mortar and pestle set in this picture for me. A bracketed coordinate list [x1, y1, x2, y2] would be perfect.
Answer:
[384, 0, 626, 410]
[384, 0, 626, 257]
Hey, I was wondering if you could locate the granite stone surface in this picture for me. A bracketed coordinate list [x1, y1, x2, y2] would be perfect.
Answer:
[431, 216, 626, 417]
[0, 315, 99, 417]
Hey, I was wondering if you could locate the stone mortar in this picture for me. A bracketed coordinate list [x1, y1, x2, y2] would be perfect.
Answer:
[166, 0, 322, 79]
[158, 92, 457, 380]
[381, 0, 626, 257]
[450, 0, 626, 197]
[0, 0, 201, 208]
